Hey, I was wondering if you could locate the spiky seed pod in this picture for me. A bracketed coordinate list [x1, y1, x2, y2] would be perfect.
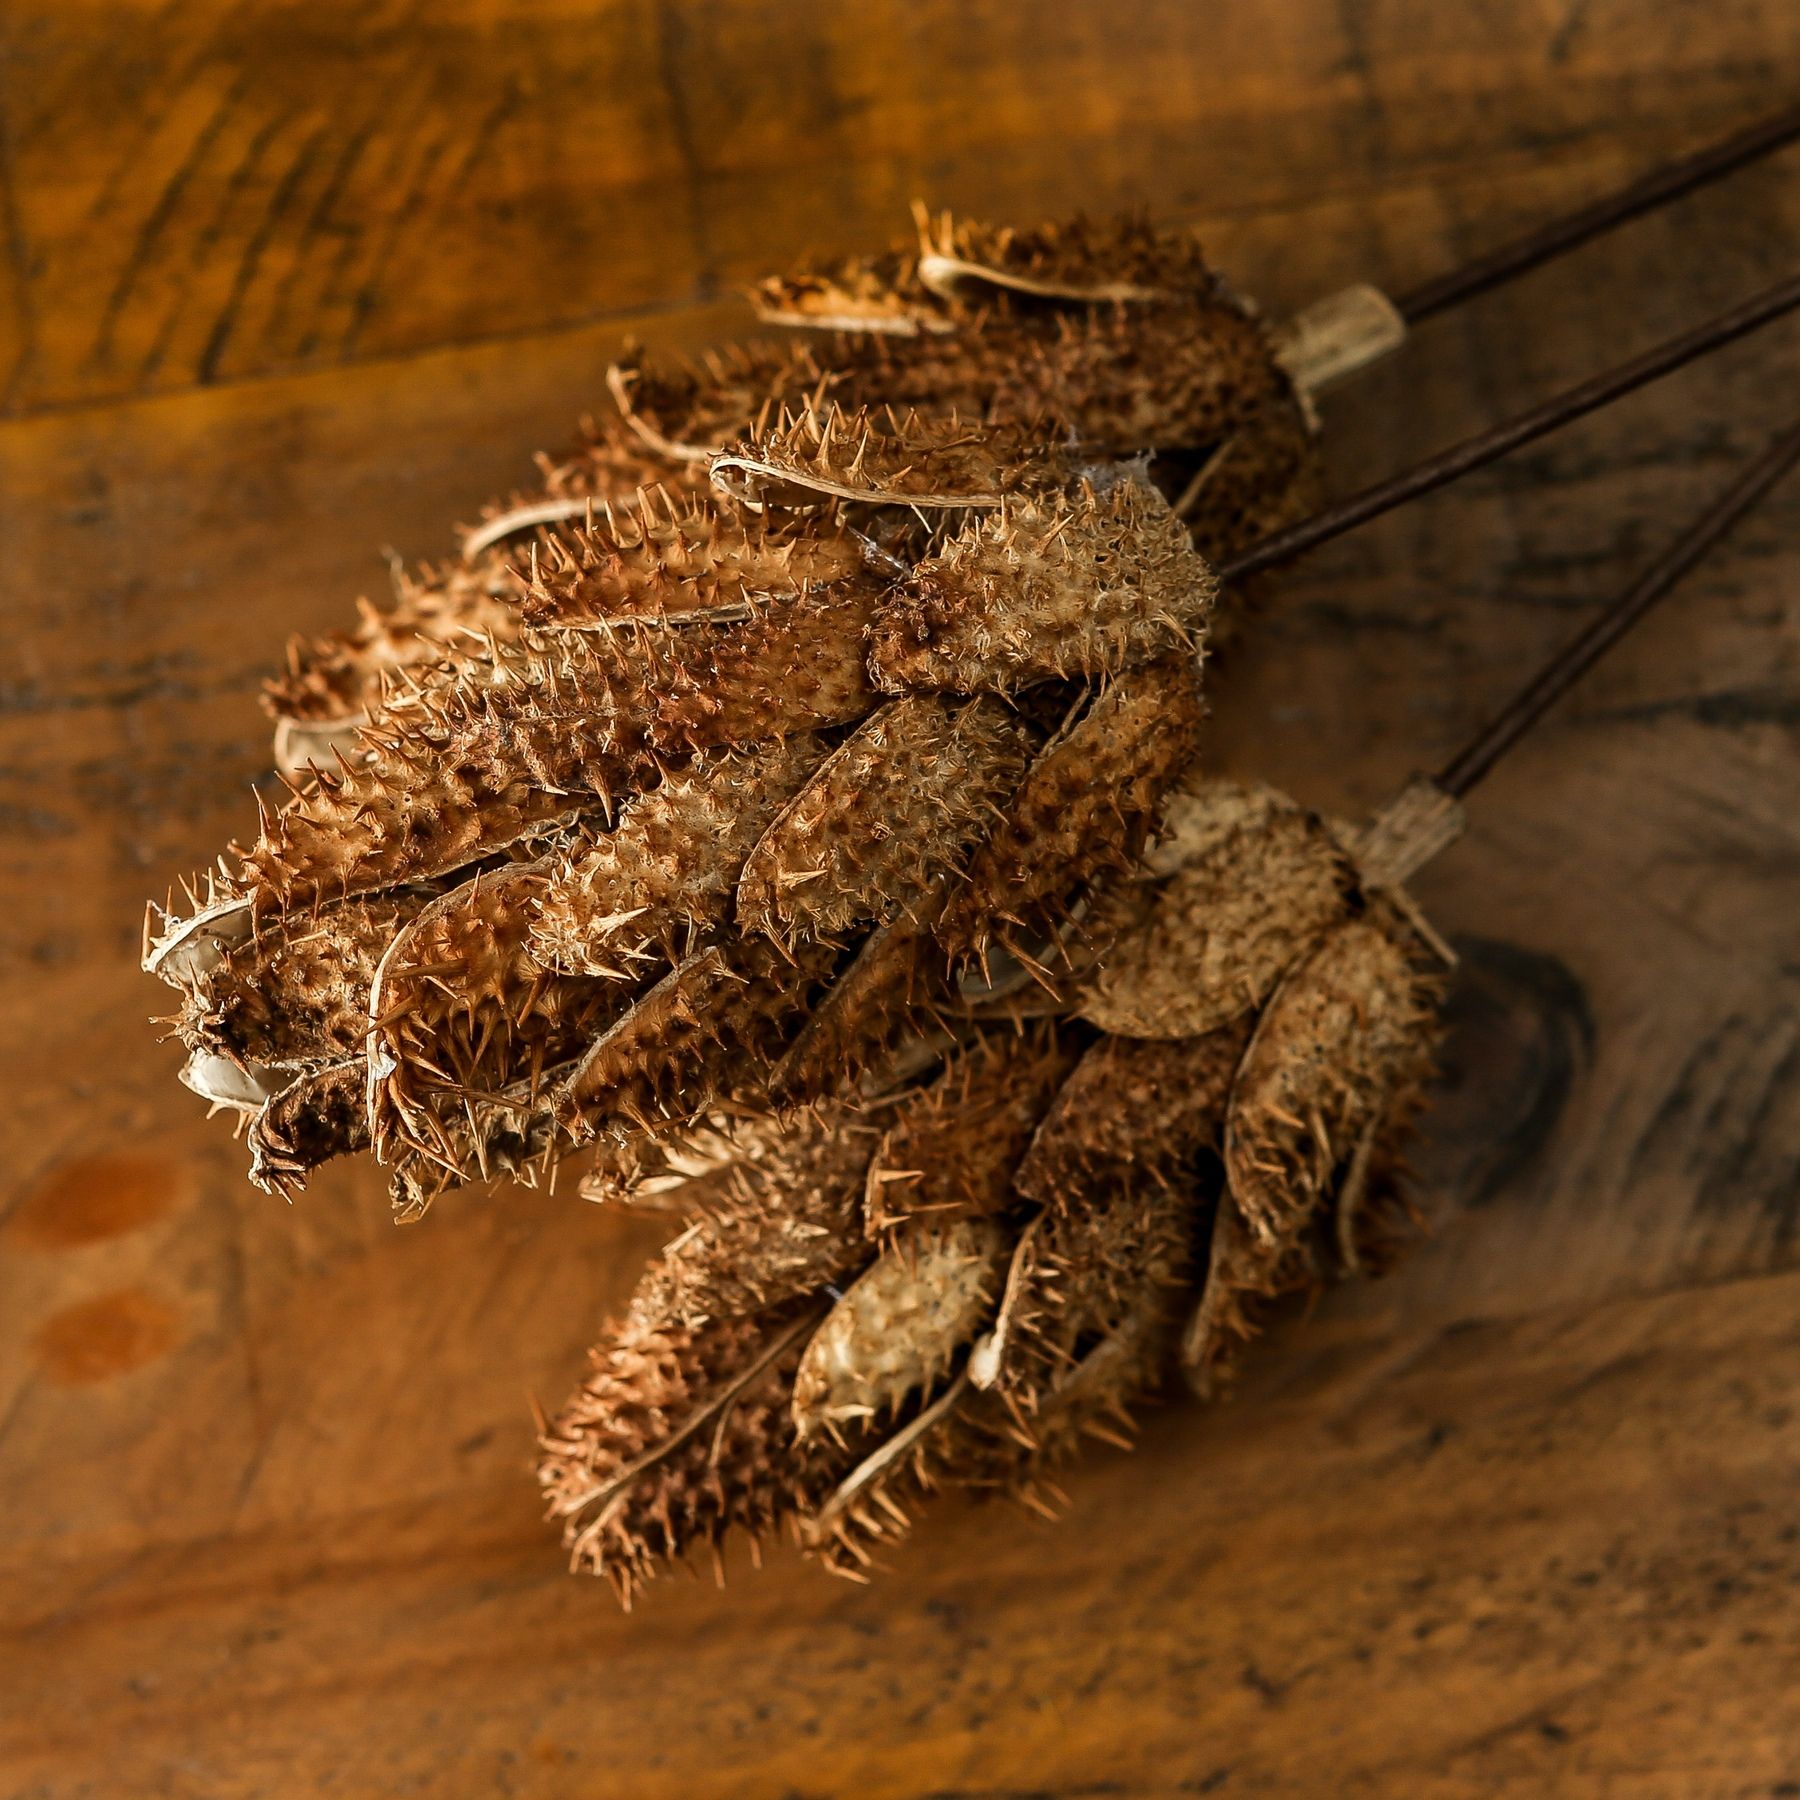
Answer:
[630, 1109, 877, 1326]
[174, 889, 435, 1071]
[537, 1307, 852, 1605]
[555, 935, 841, 1146]
[239, 592, 881, 914]
[608, 339, 829, 465]
[736, 695, 1037, 948]
[810, 1276, 1189, 1577]
[266, 414, 701, 769]
[914, 206, 1225, 305]
[1079, 782, 1360, 1039]
[791, 1213, 1010, 1437]
[1012, 1017, 1254, 1210]
[752, 245, 943, 336]
[527, 737, 826, 977]
[534, 766, 1449, 1597]
[271, 201, 1315, 779]
[861, 1026, 1082, 1234]
[940, 655, 1204, 962]
[367, 860, 623, 1176]
[1221, 910, 1441, 1251]
[516, 492, 872, 631]
[246, 1059, 370, 1195]
[763, 880, 954, 1106]
[982, 1175, 1200, 1402]
[385, 1087, 562, 1223]
[869, 477, 1214, 692]
[150, 205, 1335, 1207]
[711, 404, 1064, 511]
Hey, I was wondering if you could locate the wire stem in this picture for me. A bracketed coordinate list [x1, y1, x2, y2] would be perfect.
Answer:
[1220, 274, 1800, 585]
[1396, 104, 1800, 324]
[1433, 416, 1800, 798]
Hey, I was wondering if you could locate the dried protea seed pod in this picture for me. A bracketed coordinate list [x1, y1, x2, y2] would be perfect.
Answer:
[869, 477, 1214, 691]
[791, 1213, 1010, 1436]
[735, 695, 1036, 948]
[1012, 1017, 1254, 1210]
[246, 1060, 370, 1195]
[270, 201, 1327, 786]
[1079, 780, 1359, 1039]
[555, 935, 840, 1145]
[152, 429, 1236, 1201]
[914, 206, 1223, 306]
[174, 888, 435, 1071]
[538, 1306, 852, 1605]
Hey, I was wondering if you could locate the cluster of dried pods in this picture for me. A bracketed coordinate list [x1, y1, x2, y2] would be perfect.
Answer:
[146, 209, 1385, 1224]
[539, 774, 1446, 1599]
[140, 105, 1800, 1601]
[140, 204, 1456, 1603]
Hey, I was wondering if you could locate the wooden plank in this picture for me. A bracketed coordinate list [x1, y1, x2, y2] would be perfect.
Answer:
[4, 10, 1800, 1791]
[5, 1264, 1799, 1796]
[3, 0, 1797, 413]
[3, 97, 1796, 1550]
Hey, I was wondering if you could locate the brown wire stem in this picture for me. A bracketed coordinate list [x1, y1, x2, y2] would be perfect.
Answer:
[1220, 273, 1800, 585]
[1396, 104, 1800, 324]
[1432, 415, 1800, 799]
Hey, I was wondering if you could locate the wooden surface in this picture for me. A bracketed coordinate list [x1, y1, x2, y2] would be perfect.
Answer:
[4, 5, 1800, 1795]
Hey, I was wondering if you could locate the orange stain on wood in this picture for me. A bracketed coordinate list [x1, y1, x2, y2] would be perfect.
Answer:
[8, 1154, 188, 1249]
[32, 1289, 181, 1385]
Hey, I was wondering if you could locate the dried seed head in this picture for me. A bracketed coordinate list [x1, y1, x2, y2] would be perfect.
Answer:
[736, 695, 1037, 948]
[1080, 781, 1359, 1039]
[712, 404, 1063, 511]
[914, 206, 1226, 306]
[791, 1213, 1010, 1436]
[631, 1109, 876, 1327]
[870, 477, 1214, 691]
[986, 1175, 1199, 1400]
[1222, 910, 1442, 1251]
[367, 860, 622, 1176]
[764, 880, 955, 1105]
[151, 208, 1333, 1211]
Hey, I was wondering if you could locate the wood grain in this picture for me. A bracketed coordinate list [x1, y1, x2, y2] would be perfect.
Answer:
[4, 1, 1798, 414]
[3, 5, 1799, 1794]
